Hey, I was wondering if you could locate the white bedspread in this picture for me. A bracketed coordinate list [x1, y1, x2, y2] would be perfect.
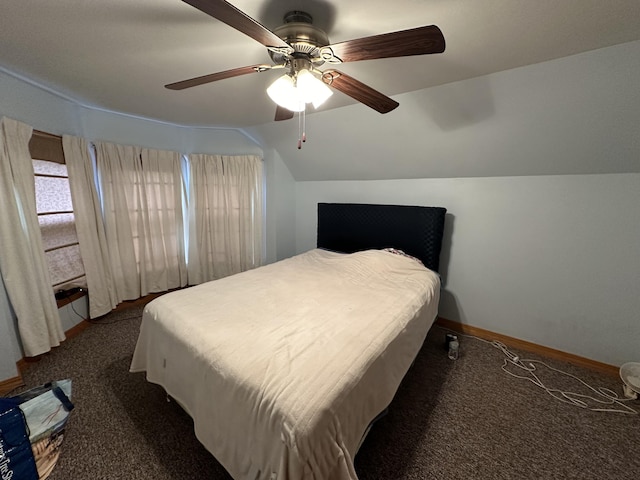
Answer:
[130, 248, 440, 480]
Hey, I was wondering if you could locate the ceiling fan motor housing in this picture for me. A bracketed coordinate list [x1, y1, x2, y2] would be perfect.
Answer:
[269, 11, 329, 65]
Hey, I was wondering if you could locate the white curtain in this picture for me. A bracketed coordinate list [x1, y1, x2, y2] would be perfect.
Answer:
[63, 135, 118, 318]
[96, 142, 187, 301]
[0, 117, 64, 356]
[188, 154, 263, 284]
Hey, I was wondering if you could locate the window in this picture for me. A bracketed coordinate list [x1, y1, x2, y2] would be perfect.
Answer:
[187, 154, 263, 283]
[30, 132, 86, 293]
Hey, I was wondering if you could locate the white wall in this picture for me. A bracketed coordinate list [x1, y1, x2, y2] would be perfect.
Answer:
[295, 174, 640, 367]
[58, 297, 89, 333]
[263, 148, 296, 264]
[0, 70, 263, 156]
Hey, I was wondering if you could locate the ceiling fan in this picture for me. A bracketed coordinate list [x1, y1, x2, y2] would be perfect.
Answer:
[166, 0, 445, 144]
[166, 0, 446, 116]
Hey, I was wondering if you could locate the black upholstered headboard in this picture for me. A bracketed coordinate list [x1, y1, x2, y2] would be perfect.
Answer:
[317, 203, 447, 273]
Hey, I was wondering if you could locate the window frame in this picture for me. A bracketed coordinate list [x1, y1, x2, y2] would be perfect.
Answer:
[30, 130, 87, 305]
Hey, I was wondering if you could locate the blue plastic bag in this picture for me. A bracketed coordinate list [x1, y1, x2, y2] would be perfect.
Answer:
[1, 380, 74, 480]
[0, 399, 39, 480]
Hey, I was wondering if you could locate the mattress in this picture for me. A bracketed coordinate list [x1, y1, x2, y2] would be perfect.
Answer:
[130, 248, 440, 480]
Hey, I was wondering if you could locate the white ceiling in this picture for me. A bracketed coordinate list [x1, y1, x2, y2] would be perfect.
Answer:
[2, 0, 640, 129]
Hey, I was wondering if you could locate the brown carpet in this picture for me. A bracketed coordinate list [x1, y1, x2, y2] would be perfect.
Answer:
[13, 305, 640, 479]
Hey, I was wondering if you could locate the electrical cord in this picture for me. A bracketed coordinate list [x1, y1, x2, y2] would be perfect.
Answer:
[69, 297, 142, 325]
[69, 299, 87, 321]
[448, 330, 638, 415]
[87, 314, 143, 325]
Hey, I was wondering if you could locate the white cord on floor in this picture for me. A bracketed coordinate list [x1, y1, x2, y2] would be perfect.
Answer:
[453, 332, 638, 415]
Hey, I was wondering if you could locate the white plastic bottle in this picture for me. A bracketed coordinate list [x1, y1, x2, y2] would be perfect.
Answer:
[448, 337, 459, 360]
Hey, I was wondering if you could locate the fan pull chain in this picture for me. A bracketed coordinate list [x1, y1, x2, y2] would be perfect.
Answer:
[298, 110, 301, 149]
[297, 108, 307, 149]
[302, 108, 307, 143]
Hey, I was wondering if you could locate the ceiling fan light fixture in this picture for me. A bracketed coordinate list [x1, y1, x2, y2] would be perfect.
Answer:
[267, 68, 333, 112]
[267, 74, 305, 112]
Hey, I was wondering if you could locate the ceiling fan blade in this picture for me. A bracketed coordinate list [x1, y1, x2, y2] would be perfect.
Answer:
[165, 64, 270, 90]
[275, 105, 294, 121]
[322, 25, 445, 63]
[322, 70, 399, 114]
[182, 0, 290, 49]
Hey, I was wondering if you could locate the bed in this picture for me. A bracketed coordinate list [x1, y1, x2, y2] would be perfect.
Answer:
[130, 202, 447, 480]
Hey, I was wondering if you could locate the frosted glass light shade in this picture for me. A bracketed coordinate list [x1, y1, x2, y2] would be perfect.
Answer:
[267, 75, 304, 112]
[267, 69, 333, 112]
[296, 69, 333, 108]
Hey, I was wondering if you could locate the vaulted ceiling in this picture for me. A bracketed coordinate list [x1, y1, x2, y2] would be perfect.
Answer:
[2, 0, 639, 129]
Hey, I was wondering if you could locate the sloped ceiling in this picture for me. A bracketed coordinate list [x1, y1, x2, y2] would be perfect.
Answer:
[248, 40, 640, 180]
[1, 0, 639, 127]
[1, 1, 639, 180]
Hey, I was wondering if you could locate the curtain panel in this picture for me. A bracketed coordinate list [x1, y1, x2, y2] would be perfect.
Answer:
[63, 135, 118, 318]
[188, 154, 263, 284]
[0, 117, 64, 356]
[95, 142, 187, 301]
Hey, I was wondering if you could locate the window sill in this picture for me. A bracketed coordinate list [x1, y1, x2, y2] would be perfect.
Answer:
[56, 289, 87, 309]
